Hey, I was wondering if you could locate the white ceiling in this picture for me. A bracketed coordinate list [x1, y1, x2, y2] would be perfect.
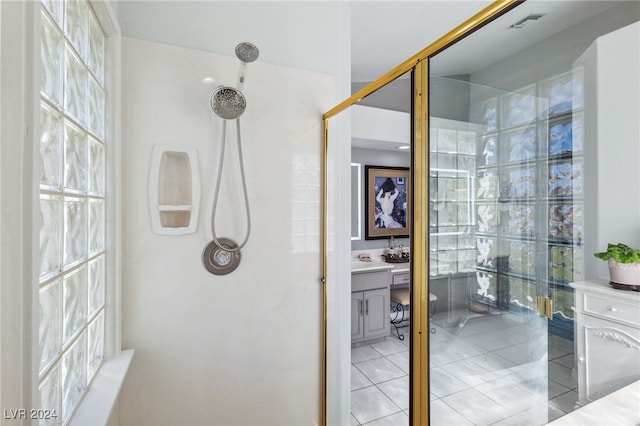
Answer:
[116, 1, 499, 82]
[350, 1, 494, 82]
[351, 1, 629, 81]
[116, 1, 349, 79]
[427, 0, 628, 76]
[115, 1, 634, 89]
[351, 1, 633, 113]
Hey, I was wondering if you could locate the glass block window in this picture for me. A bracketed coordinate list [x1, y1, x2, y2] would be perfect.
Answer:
[39, 0, 106, 423]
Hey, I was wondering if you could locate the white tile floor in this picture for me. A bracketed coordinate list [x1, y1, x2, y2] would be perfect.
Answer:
[351, 309, 577, 425]
[351, 336, 411, 425]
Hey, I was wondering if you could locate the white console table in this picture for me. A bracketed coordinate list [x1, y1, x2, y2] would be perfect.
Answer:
[570, 280, 640, 406]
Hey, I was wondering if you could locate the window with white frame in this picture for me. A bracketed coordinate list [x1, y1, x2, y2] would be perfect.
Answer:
[38, 0, 106, 422]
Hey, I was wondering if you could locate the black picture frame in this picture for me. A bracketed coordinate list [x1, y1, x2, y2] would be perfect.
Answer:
[365, 166, 410, 240]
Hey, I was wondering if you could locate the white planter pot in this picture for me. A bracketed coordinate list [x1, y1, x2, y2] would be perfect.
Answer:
[608, 259, 640, 285]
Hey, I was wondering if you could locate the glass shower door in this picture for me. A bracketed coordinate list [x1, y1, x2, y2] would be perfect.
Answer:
[428, 74, 583, 425]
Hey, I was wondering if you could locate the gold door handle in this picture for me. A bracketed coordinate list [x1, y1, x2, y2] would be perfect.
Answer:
[537, 296, 553, 319]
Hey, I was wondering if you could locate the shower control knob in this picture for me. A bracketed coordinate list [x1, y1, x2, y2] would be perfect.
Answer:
[202, 238, 241, 275]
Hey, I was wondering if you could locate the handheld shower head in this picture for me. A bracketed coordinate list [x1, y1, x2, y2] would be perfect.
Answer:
[235, 42, 259, 63]
[209, 43, 257, 120]
[235, 42, 259, 90]
[203, 43, 256, 274]
[210, 86, 246, 120]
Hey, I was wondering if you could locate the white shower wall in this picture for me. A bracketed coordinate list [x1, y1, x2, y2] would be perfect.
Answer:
[119, 37, 335, 425]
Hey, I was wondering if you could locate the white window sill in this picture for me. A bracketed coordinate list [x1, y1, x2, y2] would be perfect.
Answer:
[69, 349, 135, 426]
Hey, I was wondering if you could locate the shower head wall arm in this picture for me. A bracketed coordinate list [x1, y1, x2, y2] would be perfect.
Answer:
[236, 61, 248, 91]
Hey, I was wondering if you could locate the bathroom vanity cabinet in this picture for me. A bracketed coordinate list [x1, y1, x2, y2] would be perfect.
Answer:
[571, 280, 640, 406]
[351, 268, 391, 343]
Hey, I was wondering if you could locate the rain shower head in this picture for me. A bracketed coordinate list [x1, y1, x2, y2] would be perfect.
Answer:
[235, 42, 260, 63]
[210, 86, 246, 120]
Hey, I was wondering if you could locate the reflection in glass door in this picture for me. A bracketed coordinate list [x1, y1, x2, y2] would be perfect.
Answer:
[428, 74, 584, 425]
[323, 2, 638, 424]
[349, 74, 413, 425]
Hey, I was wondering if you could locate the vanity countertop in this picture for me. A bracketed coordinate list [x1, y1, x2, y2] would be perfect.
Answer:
[390, 265, 409, 274]
[351, 249, 409, 274]
[351, 261, 394, 273]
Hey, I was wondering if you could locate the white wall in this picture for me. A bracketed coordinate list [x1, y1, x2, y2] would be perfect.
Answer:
[0, 0, 38, 414]
[470, 2, 640, 91]
[578, 22, 640, 280]
[352, 105, 410, 147]
[115, 2, 352, 424]
[118, 37, 337, 425]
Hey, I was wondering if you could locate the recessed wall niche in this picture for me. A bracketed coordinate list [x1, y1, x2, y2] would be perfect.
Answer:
[148, 144, 201, 235]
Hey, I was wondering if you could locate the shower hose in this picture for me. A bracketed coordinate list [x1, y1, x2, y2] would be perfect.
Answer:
[210, 119, 251, 252]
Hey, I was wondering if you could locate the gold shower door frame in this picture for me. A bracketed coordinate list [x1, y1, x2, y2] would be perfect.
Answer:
[320, 1, 523, 425]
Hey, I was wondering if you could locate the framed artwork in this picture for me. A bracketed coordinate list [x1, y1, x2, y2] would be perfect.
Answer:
[365, 166, 410, 239]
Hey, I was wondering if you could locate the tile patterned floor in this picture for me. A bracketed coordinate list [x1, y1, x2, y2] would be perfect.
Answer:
[351, 310, 578, 425]
[351, 335, 411, 425]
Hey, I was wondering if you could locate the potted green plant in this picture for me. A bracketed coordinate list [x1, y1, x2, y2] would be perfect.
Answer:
[594, 243, 640, 286]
